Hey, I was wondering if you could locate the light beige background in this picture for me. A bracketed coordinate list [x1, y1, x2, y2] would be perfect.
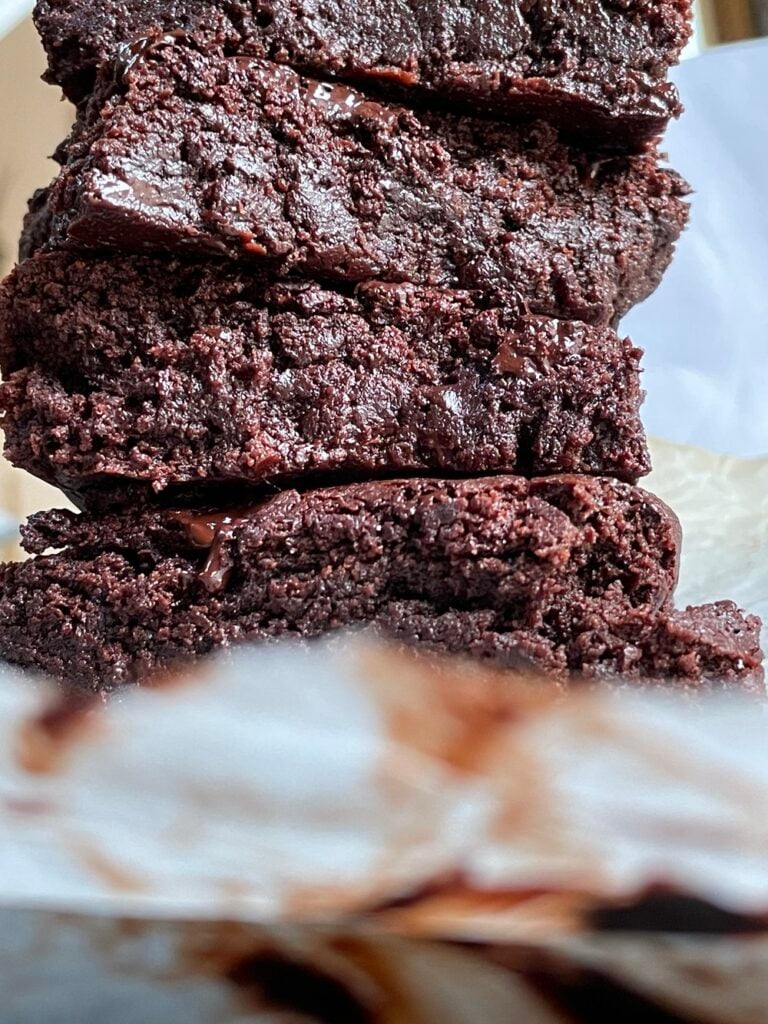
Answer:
[0, 17, 74, 557]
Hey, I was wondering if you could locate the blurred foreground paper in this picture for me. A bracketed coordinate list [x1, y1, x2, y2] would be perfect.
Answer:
[1, 633, 768, 1022]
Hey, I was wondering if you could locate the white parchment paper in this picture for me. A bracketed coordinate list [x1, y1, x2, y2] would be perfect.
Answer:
[625, 40, 768, 457]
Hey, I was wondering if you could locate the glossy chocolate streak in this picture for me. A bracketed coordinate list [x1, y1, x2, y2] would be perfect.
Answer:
[117, 33, 393, 125]
[114, 30, 191, 82]
[172, 493, 301, 594]
[172, 508, 253, 595]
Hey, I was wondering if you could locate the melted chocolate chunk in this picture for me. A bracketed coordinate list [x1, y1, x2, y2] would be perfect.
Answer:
[173, 506, 272, 594]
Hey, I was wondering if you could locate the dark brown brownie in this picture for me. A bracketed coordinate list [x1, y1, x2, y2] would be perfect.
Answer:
[0, 252, 650, 507]
[17, 188, 55, 265]
[0, 475, 761, 693]
[33, 0, 692, 149]
[30, 43, 689, 324]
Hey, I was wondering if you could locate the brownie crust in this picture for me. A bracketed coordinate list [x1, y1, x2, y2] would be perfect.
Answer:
[0, 475, 760, 693]
[34, 0, 692, 149]
[29, 43, 689, 324]
[0, 253, 651, 507]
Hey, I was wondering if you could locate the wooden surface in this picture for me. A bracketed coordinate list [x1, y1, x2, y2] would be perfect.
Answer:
[700, 0, 768, 43]
[0, 17, 74, 559]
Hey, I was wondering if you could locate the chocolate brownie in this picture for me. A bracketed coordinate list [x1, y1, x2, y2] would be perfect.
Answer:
[30, 43, 689, 324]
[0, 476, 761, 693]
[17, 189, 55, 265]
[33, 0, 692, 149]
[0, 252, 650, 507]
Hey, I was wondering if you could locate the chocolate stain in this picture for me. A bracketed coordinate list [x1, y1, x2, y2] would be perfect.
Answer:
[177, 924, 382, 1021]
[3, 796, 56, 816]
[359, 644, 557, 777]
[67, 836, 147, 894]
[590, 893, 768, 936]
[523, 963, 695, 1024]
[172, 509, 251, 594]
[15, 693, 100, 776]
[226, 952, 374, 1023]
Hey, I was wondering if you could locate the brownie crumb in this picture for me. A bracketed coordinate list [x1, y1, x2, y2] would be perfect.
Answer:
[34, 0, 692, 149]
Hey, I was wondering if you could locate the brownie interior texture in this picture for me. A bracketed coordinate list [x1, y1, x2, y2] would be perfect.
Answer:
[34, 0, 692, 148]
[0, 253, 651, 507]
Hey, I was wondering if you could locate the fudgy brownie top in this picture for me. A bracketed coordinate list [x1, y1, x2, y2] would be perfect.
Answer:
[34, 0, 692, 148]
[0, 475, 761, 693]
[31, 43, 689, 324]
[0, 252, 651, 504]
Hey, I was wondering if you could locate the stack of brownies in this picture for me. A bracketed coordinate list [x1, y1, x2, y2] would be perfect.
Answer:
[0, 0, 762, 691]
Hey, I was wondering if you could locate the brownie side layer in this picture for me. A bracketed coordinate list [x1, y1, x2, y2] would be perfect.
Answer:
[30, 44, 689, 325]
[0, 475, 760, 693]
[33, 0, 692, 149]
[0, 253, 650, 506]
